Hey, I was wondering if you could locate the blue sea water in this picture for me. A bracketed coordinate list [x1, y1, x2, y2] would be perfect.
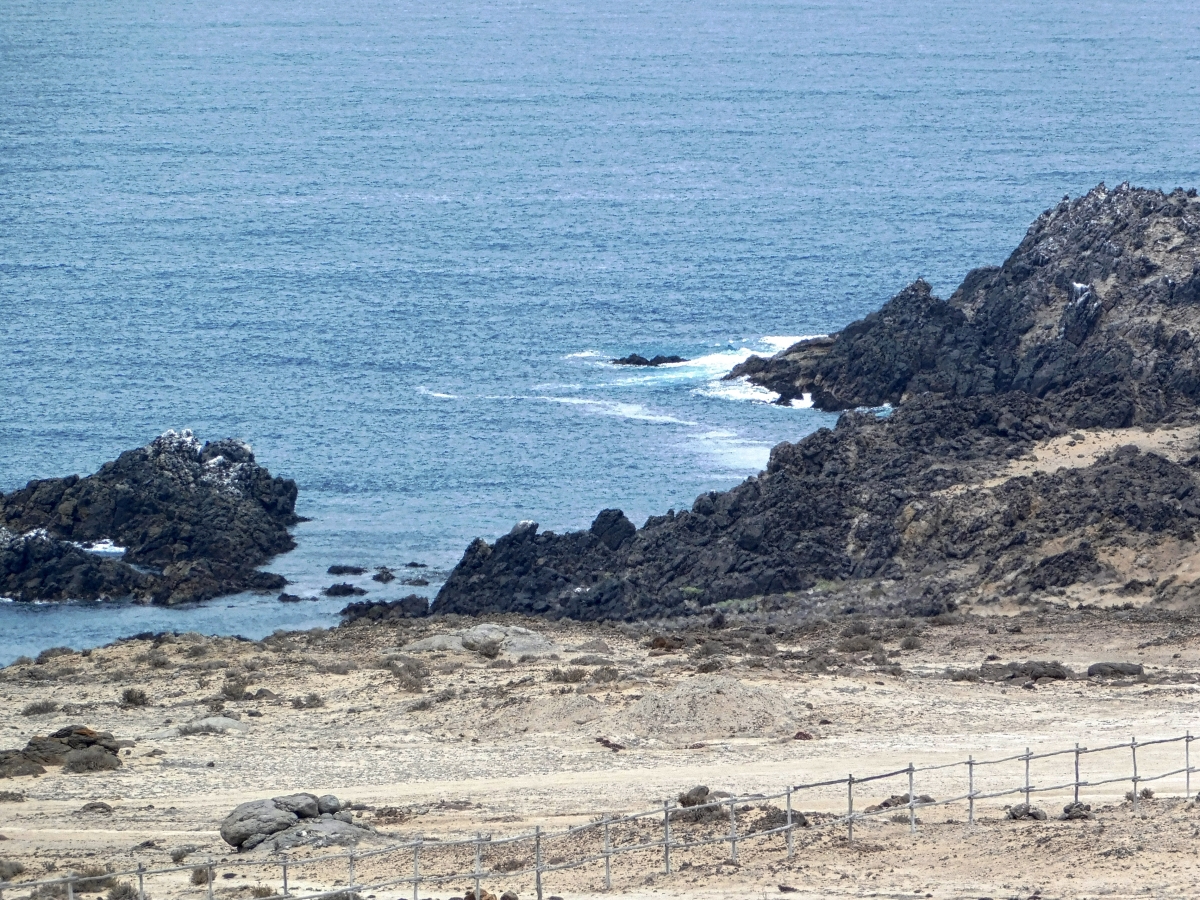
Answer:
[2, 0, 1200, 662]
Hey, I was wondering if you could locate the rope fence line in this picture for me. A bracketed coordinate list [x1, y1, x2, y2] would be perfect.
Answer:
[2, 731, 1196, 900]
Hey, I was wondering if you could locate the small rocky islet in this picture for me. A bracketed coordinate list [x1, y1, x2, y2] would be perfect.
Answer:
[0, 431, 299, 605]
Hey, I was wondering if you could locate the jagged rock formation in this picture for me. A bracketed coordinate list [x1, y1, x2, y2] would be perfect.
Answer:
[0, 430, 300, 604]
[434, 185, 1200, 621]
[729, 184, 1200, 426]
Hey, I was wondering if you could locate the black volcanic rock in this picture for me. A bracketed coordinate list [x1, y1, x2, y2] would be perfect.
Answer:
[728, 184, 1200, 427]
[613, 354, 687, 366]
[433, 186, 1200, 622]
[0, 430, 299, 605]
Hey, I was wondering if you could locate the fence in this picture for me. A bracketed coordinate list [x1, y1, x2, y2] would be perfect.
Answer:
[2, 732, 1195, 900]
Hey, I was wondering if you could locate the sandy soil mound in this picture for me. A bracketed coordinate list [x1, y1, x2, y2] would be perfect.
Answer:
[608, 675, 795, 743]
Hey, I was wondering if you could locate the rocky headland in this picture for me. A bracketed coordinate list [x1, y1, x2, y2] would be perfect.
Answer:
[435, 184, 1200, 622]
[0, 430, 300, 605]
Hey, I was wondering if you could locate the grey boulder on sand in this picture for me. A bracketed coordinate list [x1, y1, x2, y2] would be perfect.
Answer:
[220, 792, 371, 851]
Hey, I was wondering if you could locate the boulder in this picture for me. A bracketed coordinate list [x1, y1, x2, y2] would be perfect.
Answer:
[1006, 803, 1047, 821]
[272, 793, 320, 818]
[1088, 662, 1145, 678]
[317, 794, 341, 815]
[1062, 801, 1092, 820]
[219, 799, 299, 849]
[262, 818, 373, 852]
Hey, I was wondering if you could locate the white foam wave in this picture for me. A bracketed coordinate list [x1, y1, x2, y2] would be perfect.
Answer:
[694, 376, 781, 404]
[565, 350, 603, 359]
[418, 386, 458, 399]
[72, 540, 126, 558]
[790, 392, 814, 409]
[539, 396, 697, 426]
[596, 335, 829, 406]
[692, 430, 772, 471]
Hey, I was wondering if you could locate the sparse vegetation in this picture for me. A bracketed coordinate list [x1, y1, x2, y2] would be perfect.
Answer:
[106, 881, 140, 900]
[837, 635, 880, 653]
[0, 860, 26, 882]
[36, 646, 75, 664]
[63, 747, 121, 773]
[120, 688, 148, 708]
[476, 639, 502, 659]
[21, 700, 58, 716]
[900, 635, 923, 651]
[291, 693, 325, 709]
[591, 665, 619, 682]
[76, 865, 117, 891]
[222, 677, 249, 701]
[250, 887, 276, 898]
[190, 868, 210, 886]
[487, 658, 515, 670]
[388, 657, 428, 693]
[547, 666, 588, 684]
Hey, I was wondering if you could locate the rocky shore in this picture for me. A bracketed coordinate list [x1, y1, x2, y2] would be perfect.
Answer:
[434, 184, 1200, 622]
[0, 430, 300, 605]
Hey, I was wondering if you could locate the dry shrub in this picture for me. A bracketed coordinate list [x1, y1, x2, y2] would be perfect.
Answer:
[36, 647, 74, 664]
[106, 882, 140, 900]
[0, 860, 26, 882]
[388, 656, 428, 693]
[120, 688, 148, 708]
[547, 667, 587, 684]
[76, 865, 117, 891]
[145, 651, 171, 669]
[21, 700, 58, 716]
[476, 640, 502, 659]
[836, 635, 880, 653]
[696, 657, 724, 674]
[320, 661, 354, 676]
[899, 635, 923, 651]
[291, 693, 325, 710]
[839, 621, 870, 638]
[591, 666, 619, 683]
[487, 658, 515, 670]
[63, 747, 121, 773]
[185, 645, 209, 659]
[222, 677, 249, 701]
[190, 868, 210, 886]
[250, 888, 276, 898]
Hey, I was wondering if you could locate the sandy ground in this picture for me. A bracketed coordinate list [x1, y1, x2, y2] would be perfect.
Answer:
[3, 609, 1200, 899]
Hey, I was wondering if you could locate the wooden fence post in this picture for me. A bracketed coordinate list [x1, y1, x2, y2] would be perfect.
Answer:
[1131, 737, 1140, 811]
[603, 817, 612, 891]
[348, 851, 355, 888]
[1023, 748, 1031, 807]
[535, 826, 544, 900]
[662, 801, 671, 874]
[728, 799, 738, 863]
[1074, 744, 1081, 804]
[907, 764, 916, 834]
[412, 836, 422, 900]
[847, 776, 854, 843]
[1188, 733, 1193, 799]
[785, 787, 794, 859]
[474, 832, 483, 900]
[281, 855, 289, 897]
[967, 756, 975, 827]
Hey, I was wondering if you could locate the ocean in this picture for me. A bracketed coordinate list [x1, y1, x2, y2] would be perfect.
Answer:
[3, 0, 1199, 662]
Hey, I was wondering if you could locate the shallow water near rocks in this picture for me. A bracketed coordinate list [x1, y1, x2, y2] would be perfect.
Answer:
[3, 0, 1200, 661]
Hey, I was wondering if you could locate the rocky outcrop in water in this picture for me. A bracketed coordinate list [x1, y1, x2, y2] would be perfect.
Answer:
[0, 430, 300, 604]
[433, 185, 1200, 621]
[613, 354, 687, 366]
[729, 184, 1200, 427]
